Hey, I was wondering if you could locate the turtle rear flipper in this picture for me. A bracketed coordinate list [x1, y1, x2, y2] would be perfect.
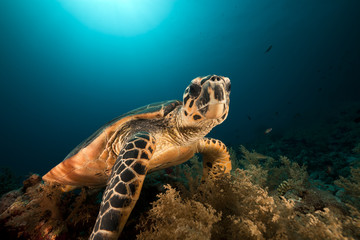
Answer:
[90, 131, 155, 240]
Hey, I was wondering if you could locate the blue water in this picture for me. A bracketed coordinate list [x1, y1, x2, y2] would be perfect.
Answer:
[1, 0, 360, 177]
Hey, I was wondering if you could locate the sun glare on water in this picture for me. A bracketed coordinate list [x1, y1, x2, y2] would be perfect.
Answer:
[59, 0, 175, 36]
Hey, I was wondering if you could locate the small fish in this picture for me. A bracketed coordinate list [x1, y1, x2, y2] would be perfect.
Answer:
[247, 115, 252, 120]
[264, 128, 272, 134]
[274, 112, 279, 116]
[264, 45, 272, 53]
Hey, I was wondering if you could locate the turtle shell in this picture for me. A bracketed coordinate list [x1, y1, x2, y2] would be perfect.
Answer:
[43, 100, 181, 189]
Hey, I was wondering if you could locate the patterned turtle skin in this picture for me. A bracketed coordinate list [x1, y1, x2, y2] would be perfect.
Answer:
[43, 75, 232, 240]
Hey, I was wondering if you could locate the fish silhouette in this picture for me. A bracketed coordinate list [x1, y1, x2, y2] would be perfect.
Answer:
[265, 45, 272, 53]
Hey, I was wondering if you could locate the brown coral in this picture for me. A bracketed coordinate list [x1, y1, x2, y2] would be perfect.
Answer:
[335, 167, 360, 209]
[137, 185, 221, 240]
[0, 174, 100, 240]
[137, 164, 360, 240]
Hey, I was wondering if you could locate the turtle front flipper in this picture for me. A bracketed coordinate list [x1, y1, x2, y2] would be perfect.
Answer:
[90, 132, 155, 240]
[197, 138, 231, 180]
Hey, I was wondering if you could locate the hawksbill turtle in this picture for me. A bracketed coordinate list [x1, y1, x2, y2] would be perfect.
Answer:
[43, 75, 232, 239]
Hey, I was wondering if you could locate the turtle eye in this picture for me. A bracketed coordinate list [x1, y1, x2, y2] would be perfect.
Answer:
[226, 82, 231, 92]
[189, 84, 201, 98]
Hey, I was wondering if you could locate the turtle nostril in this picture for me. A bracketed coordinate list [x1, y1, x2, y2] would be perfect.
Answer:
[210, 75, 221, 82]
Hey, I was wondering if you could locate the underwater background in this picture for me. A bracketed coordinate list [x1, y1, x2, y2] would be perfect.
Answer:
[1, 0, 360, 239]
[0, 0, 359, 177]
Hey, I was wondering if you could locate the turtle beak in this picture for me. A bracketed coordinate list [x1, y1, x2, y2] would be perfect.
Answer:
[204, 103, 225, 119]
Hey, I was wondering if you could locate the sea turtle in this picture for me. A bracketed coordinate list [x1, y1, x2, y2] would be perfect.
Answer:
[43, 75, 232, 239]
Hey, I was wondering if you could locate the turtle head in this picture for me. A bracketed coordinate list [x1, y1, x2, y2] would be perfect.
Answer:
[181, 75, 231, 126]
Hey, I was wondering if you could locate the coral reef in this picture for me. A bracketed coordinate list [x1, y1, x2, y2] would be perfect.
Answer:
[1, 151, 360, 240]
[335, 167, 360, 209]
[137, 185, 221, 240]
[0, 174, 100, 240]
[236, 146, 309, 194]
[137, 167, 360, 240]
[244, 104, 360, 189]
[1, 103, 360, 239]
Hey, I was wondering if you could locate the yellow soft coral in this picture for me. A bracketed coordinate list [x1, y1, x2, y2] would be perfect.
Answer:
[137, 160, 360, 240]
[137, 185, 221, 240]
[335, 167, 360, 208]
